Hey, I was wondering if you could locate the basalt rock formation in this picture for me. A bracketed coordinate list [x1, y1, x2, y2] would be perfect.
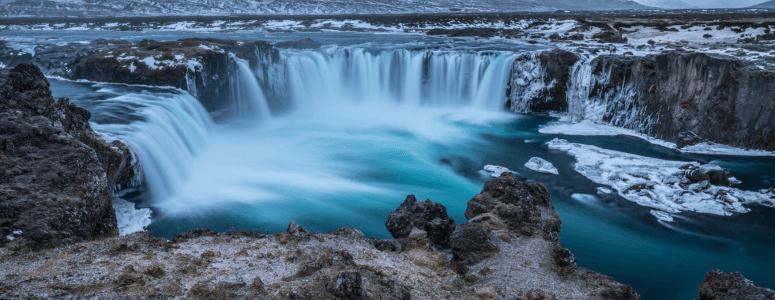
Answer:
[507, 49, 580, 113]
[699, 270, 775, 300]
[0, 64, 134, 249]
[569, 51, 775, 150]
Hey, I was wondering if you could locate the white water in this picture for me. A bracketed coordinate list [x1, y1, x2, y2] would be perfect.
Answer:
[117, 47, 522, 215]
[230, 57, 273, 121]
[279, 47, 518, 110]
[90, 89, 214, 201]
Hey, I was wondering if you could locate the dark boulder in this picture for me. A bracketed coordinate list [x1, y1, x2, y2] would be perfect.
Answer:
[699, 270, 775, 300]
[465, 173, 561, 241]
[0, 64, 133, 249]
[385, 195, 455, 248]
[450, 222, 499, 268]
[706, 170, 732, 187]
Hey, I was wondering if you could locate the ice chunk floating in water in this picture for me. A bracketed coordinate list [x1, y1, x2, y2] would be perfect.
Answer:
[524, 157, 559, 175]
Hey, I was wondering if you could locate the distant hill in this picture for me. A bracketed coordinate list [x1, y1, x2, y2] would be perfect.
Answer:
[749, 0, 775, 8]
[633, 0, 695, 9]
[0, 0, 650, 17]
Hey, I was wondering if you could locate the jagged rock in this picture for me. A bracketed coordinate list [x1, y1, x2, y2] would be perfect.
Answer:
[699, 270, 775, 300]
[0, 64, 133, 249]
[385, 195, 455, 248]
[465, 174, 560, 241]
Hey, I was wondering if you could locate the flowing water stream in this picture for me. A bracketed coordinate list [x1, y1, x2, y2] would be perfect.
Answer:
[45, 39, 775, 299]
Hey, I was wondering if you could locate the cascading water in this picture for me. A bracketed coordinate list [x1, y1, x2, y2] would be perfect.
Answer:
[84, 87, 214, 201]
[229, 56, 273, 121]
[278, 47, 519, 110]
[565, 58, 650, 130]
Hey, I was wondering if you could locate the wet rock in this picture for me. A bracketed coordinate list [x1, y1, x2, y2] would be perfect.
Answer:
[706, 170, 732, 187]
[385, 195, 455, 248]
[699, 270, 775, 300]
[0, 64, 132, 249]
[507, 49, 579, 113]
[275, 38, 322, 49]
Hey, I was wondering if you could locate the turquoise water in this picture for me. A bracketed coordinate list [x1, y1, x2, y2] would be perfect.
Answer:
[49, 56, 775, 300]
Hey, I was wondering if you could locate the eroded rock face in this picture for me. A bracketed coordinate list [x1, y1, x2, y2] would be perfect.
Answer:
[0, 64, 133, 249]
[699, 270, 775, 300]
[507, 49, 579, 113]
[386, 195, 455, 248]
[66, 39, 279, 114]
[573, 51, 775, 150]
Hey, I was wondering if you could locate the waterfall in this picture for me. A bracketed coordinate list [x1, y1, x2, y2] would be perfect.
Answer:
[565, 58, 652, 131]
[230, 56, 273, 121]
[90, 89, 214, 201]
[278, 47, 519, 111]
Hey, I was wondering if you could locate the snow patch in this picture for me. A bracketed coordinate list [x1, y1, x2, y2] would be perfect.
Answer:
[482, 165, 514, 177]
[547, 138, 775, 220]
[113, 198, 152, 235]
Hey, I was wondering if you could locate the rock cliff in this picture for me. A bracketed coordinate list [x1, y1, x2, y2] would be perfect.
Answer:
[566, 51, 775, 150]
[0, 64, 133, 249]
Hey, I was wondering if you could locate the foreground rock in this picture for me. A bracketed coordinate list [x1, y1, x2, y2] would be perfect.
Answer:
[0, 64, 133, 249]
[699, 270, 775, 300]
[0, 172, 637, 299]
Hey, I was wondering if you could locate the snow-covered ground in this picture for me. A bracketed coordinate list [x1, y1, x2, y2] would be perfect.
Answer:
[540, 118, 775, 157]
[547, 138, 775, 222]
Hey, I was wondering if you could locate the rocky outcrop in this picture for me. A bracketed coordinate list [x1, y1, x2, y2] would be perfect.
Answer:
[0, 64, 134, 249]
[66, 39, 279, 114]
[699, 270, 775, 300]
[569, 51, 775, 150]
[385, 195, 455, 249]
[507, 49, 579, 113]
[0, 39, 280, 117]
[0, 172, 638, 299]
